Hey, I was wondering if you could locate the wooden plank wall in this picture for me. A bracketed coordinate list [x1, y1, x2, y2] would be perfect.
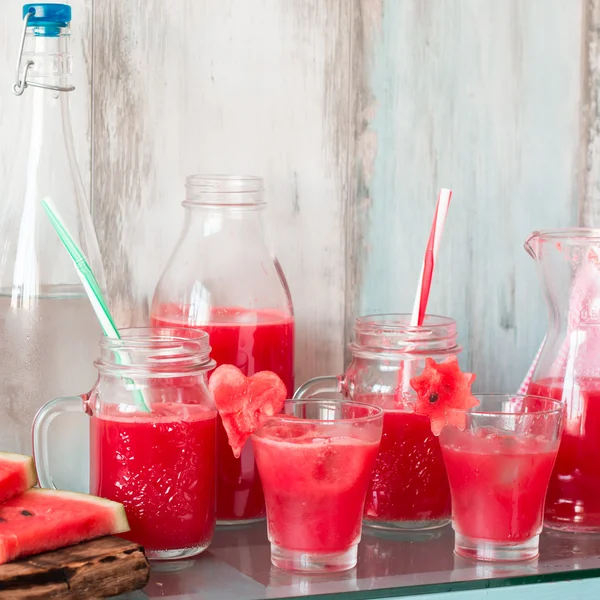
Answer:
[0, 0, 593, 391]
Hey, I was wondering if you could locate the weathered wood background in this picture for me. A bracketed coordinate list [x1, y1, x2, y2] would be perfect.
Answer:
[0, 0, 597, 391]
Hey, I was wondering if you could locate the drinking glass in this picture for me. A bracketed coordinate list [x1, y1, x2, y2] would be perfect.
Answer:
[252, 400, 383, 572]
[33, 327, 217, 560]
[439, 395, 563, 562]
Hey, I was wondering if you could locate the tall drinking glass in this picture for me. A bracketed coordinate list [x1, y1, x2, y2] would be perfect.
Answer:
[252, 400, 383, 572]
[439, 395, 563, 562]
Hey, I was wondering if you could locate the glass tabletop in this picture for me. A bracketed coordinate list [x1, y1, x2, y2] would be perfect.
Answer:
[116, 524, 600, 599]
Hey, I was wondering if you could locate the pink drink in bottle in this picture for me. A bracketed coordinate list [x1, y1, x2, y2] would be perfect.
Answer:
[152, 175, 294, 524]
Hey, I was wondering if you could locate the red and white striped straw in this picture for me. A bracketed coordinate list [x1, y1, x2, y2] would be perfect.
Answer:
[398, 188, 453, 399]
[411, 188, 453, 326]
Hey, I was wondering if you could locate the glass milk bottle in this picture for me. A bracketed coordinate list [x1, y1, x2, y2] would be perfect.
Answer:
[295, 314, 460, 530]
[151, 175, 294, 525]
[0, 4, 105, 492]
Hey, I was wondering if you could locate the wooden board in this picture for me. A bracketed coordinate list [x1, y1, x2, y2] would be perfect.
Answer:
[0, 536, 149, 599]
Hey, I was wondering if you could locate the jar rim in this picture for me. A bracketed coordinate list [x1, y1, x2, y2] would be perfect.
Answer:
[95, 327, 214, 376]
[350, 313, 460, 357]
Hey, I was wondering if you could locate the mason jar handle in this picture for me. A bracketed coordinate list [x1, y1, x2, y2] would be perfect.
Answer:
[293, 376, 342, 399]
[32, 396, 85, 489]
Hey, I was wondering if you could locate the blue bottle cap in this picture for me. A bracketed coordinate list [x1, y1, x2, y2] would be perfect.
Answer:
[22, 4, 72, 27]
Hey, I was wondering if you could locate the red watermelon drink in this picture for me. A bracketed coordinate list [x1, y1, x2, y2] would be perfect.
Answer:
[91, 403, 217, 556]
[251, 401, 383, 572]
[32, 327, 223, 561]
[527, 378, 600, 532]
[358, 395, 451, 527]
[437, 395, 563, 561]
[150, 175, 295, 526]
[295, 314, 460, 530]
[151, 306, 294, 523]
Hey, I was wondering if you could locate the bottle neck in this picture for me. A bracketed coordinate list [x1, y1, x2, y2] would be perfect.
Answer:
[184, 203, 268, 239]
[22, 26, 72, 87]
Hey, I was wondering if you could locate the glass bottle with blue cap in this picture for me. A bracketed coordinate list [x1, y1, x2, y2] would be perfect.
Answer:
[0, 4, 106, 494]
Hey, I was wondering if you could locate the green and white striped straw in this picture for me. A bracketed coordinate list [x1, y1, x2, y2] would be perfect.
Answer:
[42, 198, 150, 412]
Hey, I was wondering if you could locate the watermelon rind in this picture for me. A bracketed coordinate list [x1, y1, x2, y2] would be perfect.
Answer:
[0, 452, 37, 496]
[24, 488, 130, 534]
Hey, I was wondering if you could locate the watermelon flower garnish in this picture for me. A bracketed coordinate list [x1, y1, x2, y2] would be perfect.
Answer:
[410, 356, 478, 436]
[208, 365, 287, 458]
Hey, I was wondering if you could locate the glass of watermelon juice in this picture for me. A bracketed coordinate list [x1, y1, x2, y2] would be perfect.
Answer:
[252, 400, 383, 573]
[33, 328, 218, 560]
[439, 395, 563, 562]
[294, 314, 459, 530]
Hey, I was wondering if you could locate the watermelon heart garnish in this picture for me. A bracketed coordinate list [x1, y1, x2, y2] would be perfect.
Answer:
[410, 356, 478, 436]
[208, 365, 287, 458]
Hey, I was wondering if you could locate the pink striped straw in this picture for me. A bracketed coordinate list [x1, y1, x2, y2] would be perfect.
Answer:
[398, 189, 453, 398]
[410, 189, 453, 327]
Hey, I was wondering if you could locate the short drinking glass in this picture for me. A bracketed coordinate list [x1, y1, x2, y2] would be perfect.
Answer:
[252, 400, 383, 572]
[439, 395, 563, 562]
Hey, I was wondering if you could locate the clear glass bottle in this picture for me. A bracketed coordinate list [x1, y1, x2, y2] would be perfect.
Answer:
[151, 175, 294, 524]
[0, 4, 106, 492]
[295, 313, 460, 531]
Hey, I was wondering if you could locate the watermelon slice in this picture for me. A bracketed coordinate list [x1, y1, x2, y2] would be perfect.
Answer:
[0, 452, 37, 503]
[410, 355, 479, 436]
[208, 364, 287, 458]
[0, 488, 130, 564]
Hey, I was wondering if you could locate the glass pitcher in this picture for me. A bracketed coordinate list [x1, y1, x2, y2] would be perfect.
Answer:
[151, 175, 294, 525]
[294, 313, 461, 531]
[525, 229, 600, 533]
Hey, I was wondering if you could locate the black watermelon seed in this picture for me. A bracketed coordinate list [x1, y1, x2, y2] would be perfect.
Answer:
[21, 510, 34, 517]
[0, 517, 6, 522]
[429, 393, 439, 403]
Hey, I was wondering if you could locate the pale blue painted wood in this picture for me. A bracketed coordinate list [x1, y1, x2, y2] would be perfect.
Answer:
[358, 0, 584, 391]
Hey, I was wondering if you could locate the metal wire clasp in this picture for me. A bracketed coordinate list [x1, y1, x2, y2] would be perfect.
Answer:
[12, 8, 75, 96]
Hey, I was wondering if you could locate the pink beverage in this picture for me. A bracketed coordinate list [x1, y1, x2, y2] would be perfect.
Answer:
[151, 306, 294, 522]
[294, 314, 460, 530]
[358, 395, 450, 526]
[439, 396, 562, 562]
[252, 401, 383, 572]
[151, 176, 296, 525]
[528, 378, 600, 531]
[33, 328, 218, 560]
[91, 403, 217, 553]
[442, 430, 556, 541]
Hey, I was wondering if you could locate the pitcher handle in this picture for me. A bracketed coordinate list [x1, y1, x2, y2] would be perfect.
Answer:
[293, 376, 342, 399]
[32, 396, 86, 489]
